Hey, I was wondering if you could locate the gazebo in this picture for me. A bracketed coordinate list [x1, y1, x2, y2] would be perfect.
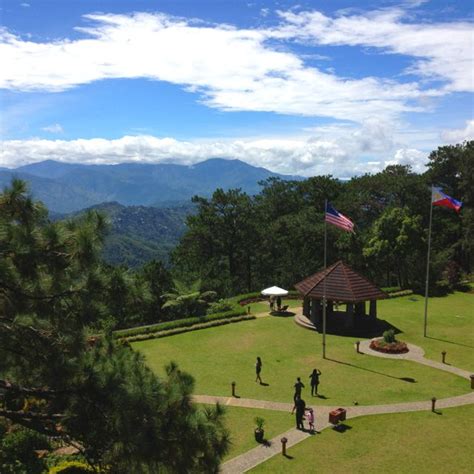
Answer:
[294, 261, 387, 331]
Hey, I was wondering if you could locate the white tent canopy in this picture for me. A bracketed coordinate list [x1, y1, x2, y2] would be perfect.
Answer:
[261, 286, 289, 296]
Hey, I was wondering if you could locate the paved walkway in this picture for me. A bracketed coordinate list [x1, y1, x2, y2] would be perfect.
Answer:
[203, 338, 474, 473]
[358, 339, 473, 380]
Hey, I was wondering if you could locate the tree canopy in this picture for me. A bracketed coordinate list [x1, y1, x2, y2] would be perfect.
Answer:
[173, 141, 473, 296]
[0, 180, 229, 472]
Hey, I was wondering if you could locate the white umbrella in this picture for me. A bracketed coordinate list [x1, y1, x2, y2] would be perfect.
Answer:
[261, 286, 289, 296]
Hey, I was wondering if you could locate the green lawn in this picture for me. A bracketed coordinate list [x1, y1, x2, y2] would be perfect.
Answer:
[250, 405, 474, 473]
[377, 291, 474, 370]
[134, 292, 472, 406]
[215, 406, 293, 460]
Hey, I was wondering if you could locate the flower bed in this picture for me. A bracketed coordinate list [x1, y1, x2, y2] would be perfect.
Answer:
[370, 338, 409, 354]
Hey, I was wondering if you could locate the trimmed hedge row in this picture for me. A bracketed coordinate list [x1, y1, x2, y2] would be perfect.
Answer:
[114, 308, 247, 339]
[114, 290, 301, 340]
[229, 290, 301, 306]
[387, 289, 414, 298]
[381, 286, 402, 293]
[122, 315, 256, 342]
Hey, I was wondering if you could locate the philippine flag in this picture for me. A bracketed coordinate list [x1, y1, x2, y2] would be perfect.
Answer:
[432, 187, 462, 213]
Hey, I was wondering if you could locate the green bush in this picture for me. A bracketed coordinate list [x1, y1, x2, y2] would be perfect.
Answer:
[206, 299, 234, 314]
[228, 290, 301, 306]
[387, 289, 413, 298]
[381, 286, 402, 293]
[123, 314, 255, 342]
[254, 417, 265, 430]
[48, 460, 94, 473]
[0, 427, 50, 474]
[114, 308, 247, 338]
[383, 329, 396, 343]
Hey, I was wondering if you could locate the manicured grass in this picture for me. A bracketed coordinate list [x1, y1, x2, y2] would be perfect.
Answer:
[214, 406, 293, 460]
[134, 292, 472, 406]
[250, 405, 474, 473]
[377, 291, 474, 370]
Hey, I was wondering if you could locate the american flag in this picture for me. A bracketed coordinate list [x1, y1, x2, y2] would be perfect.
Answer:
[325, 202, 354, 232]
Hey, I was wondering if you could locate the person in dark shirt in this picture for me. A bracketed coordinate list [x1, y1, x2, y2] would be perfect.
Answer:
[309, 368, 322, 396]
[255, 356, 262, 384]
[291, 377, 305, 413]
[295, 396, 306, 430]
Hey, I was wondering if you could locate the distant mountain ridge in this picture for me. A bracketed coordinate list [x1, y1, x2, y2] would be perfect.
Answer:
[0, 159, 300, 213]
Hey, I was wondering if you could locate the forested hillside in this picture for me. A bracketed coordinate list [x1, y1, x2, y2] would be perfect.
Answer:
[63, 202, 191, 267]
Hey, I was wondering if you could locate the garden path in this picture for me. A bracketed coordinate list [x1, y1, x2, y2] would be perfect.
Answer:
[194, 339, 474, 473]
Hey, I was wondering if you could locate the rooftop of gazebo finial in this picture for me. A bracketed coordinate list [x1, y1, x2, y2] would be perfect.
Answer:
[294, 261, 387, 303]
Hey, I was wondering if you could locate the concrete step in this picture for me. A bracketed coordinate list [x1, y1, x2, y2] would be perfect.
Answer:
[294, 313, 317, 331]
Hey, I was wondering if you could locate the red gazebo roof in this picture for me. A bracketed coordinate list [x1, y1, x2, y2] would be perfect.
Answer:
[294, 261, 387, 303]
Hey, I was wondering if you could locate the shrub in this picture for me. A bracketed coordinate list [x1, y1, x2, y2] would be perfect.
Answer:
[122, 315, 255, 342]
[207, 299, 234, 314]
[0, 427, 50, 474]
[388, 289, 413, 298]
[381, 286, 402, 293]
[232, 290, 301, 306]
[254, 417, 265, 430]
[48, 460, 94, 473]
[114, 308, 247, 339]
[383, 329, 396, 343]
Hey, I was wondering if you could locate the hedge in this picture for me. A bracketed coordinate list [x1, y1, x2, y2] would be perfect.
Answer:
[114, 308, 246, 339]
[49, 461, 94, 474]
[387, 289, 414, 298]
[228, 290, 301, 306]
[114, 290, 301, 339]
[381, 286, 402, 293]
[122, 315, 256, 342]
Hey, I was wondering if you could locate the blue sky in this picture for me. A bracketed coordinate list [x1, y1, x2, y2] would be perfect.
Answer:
[0, 0, 472, 177]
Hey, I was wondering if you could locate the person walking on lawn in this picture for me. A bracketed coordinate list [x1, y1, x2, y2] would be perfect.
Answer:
[291, 377, 305, 413]
[255, 356, 263, 384]
[306, 407, 315, 432]
[309, 368, 322, 396]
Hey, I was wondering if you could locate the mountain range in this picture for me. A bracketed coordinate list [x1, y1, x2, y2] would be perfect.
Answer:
[0, 159, 299, 213]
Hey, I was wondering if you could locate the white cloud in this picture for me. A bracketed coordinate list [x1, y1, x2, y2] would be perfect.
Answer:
[0, 10, 455, 123]
[0, 131, 432, 178]
[41, 123, 63, 133]
[20, 2, 30, 7]
[277, 8, 473, 92]
[385, 148, 427, 173]
[441, 120, 474, 143]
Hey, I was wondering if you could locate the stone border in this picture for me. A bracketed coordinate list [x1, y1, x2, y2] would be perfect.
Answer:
[358, 338, 425, 360]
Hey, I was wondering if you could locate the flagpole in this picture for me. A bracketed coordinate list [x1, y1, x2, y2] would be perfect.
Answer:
[423, 185, 433, 337]
[323, 199, 327, 359]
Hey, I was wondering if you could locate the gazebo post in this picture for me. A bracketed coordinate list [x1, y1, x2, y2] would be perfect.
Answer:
[369, 300, 377, 319]
[303, 297, 310, 317]
[346, 303, 355, 329]
[310, 298, 317, 325]
[355, 301, 366, 320]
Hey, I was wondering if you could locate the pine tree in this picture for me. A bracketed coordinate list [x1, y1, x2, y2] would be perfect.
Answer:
[0, 180, 229, 472]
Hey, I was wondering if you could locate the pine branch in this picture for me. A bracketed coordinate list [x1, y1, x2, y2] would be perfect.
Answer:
[0, 379, 68, 398]
[0, 281, 80, 301]
[0, 408, 65, 437]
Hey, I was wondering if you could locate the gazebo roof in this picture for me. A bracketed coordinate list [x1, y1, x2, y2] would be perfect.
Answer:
[294, 261, 387, 303]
